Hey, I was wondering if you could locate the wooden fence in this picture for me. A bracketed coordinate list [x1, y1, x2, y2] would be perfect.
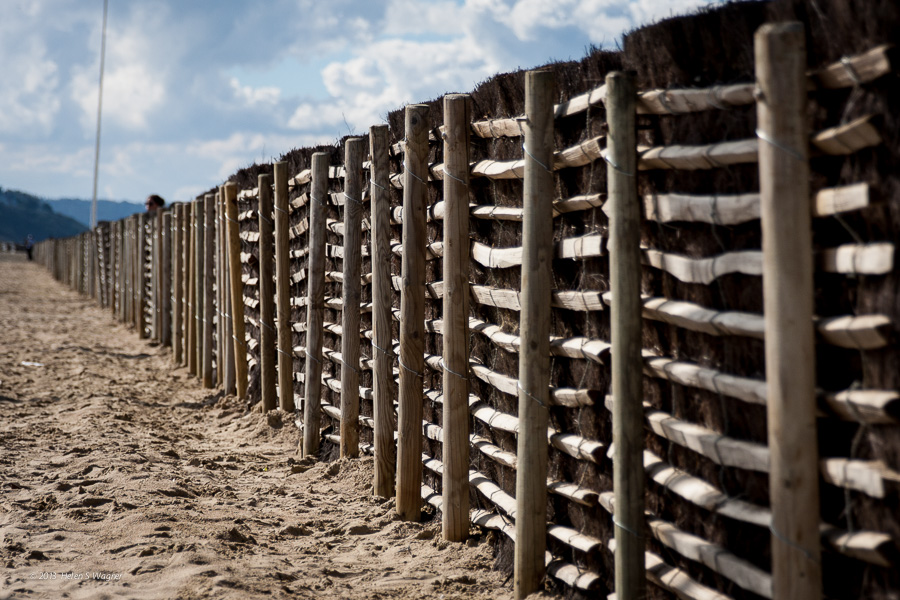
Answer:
[34, 20, 900, 600]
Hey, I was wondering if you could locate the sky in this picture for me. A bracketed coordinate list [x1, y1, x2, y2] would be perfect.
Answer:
[0, 0, 721, 206]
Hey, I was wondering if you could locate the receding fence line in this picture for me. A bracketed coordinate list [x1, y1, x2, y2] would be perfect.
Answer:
[32, 30, 900, 600]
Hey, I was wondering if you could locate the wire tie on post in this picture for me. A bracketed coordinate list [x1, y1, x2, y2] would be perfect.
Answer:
[603, 153, 635, 177]
[516, 381, 547, 410]
[404, 165, 429, 187]
[755, 128, 805, 162]
[339, 356, 359, 374]
[372, 341, 395, 359]
[768, 522, 820, 566]
[612, 516, 645, 540]
[443, 169, 468, 187]
[522, 143, 553, 173]
[399, 358, 424, 379]
[440, 358, 470, 381]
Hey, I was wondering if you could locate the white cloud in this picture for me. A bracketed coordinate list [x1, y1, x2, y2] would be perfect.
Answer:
[289, 35, 496, 134]
[230, 78, 281, 106]
[383, 0, 466, 36]
[288, 103, 352, 131]
[0, 20, 62, 136]
[70, 3, 175, 133]
[2, 144, 95, 178]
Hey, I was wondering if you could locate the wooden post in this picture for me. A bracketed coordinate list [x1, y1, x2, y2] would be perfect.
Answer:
[194, 196, 205, 373]
[161, 210, 171, 347]
[101, 227, 109, 306]
[369, 124, 395, 497]
[90, 230, 98, 301]
[84, 232, 90, 295]
[77, 234, 83, 293]
[131, 216, 138, 327]
[110, 221, 119, 317]
[119, 220, 126, 322]
[74, 235, 80, 291]
[82, 233, 87, 294]
[187, 201, 197, 374]
[756, 22, 822, 600]
[83, 233, 87, 294]
[302, 153, 330, 458]
[132, 222, 138, 328]
[95, 229, 101, 301]
[137, 213, 148, 339]
[86, 233, 91, 296]
[216, 190, 224, 386]
[442, 94, 471, 541]
[122, 221, 137, 325]
[606, 70, 646, 600]
[173, 204, 184, 364]
[125, 220, 132, 322]
[89, 232, 95, 297]
[99, 227, 107, 307]
[156, 213, 164, 339]
[150, 213, 159, 341]
[75, 237, 79, 290]
[182, 206, 191, 366]
[396, 104, 429, 521]
[224, 183, 249, 399]
[101, 228, 107, 304]
[202, 193, 215, 388]
[514, 70, 555, 598]
[274, 162, 295, 412]
[258, 174, 277, 411]
[153, 212, 161, 340]
[341, 137, 365, 458]
[221, 188, 236, 396]
[127, 221, 133, 325]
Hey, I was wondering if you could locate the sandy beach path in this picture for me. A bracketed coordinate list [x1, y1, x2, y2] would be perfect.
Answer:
[0, 252, 518, 600]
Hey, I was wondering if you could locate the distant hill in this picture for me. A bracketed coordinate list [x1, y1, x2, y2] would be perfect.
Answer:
[0, 187, 88, 244]
[46, 198, 143, 228]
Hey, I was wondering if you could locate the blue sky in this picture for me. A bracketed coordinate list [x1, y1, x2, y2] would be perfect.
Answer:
[0, 0, 720, 205]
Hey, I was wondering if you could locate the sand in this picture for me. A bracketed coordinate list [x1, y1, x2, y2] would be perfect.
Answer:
[0, 252, 526, 599]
